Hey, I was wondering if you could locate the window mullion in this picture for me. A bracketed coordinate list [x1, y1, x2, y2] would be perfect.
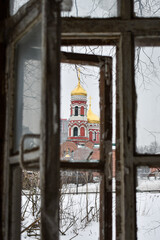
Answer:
[41, 0, 61, 239]
[100, 58, 112, 240]
[119, 32, 136, 240]
[120, 0, 133, 20]
[134, 156, 160, 166]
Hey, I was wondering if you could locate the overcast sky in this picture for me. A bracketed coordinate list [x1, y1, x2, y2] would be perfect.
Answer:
[135, 46, 160, 149]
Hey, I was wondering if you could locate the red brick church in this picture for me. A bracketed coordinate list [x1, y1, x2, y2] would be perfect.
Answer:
[61, 70, 100, 162]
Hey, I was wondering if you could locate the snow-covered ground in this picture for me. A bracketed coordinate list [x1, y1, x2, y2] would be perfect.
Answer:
[21, 178, 160, 240]
[137, 178, 160, 240]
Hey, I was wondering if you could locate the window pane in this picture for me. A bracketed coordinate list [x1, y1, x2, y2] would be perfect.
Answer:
[135, 46, 160, 154]
[134, 0, 160, 17]
[136, 166, 160, 240]
[10, 0, 30, 15]
[21, 170, 41, 239]
[60, 170, 101, 239]
[62, 0, 118, 18]
[14, 24, 41, 152]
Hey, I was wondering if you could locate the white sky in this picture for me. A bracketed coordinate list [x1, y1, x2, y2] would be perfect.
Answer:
[135, 47, 160, 149]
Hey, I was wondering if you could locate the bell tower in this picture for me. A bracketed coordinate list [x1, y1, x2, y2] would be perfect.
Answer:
[68, 69, 89, 144]
[87, 97, 100, 144]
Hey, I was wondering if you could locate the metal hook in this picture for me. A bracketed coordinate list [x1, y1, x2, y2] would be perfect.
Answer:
[19, 134, 40, 171]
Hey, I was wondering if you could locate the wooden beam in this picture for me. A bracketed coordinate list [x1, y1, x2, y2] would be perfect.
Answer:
[62, 18, 160, 35]
[119, 32, 136, 240]
[41, 1, 61, 239]
[0, 0, 9, 238]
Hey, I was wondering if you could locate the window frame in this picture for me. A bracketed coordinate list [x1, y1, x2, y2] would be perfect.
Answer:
[1, 0, 61, 239]
[60, 50, 113, 239]
[61, 1, 160, 240]
[1, 0, 160, 240]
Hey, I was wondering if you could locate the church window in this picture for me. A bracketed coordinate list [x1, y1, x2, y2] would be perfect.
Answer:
[80, 127, 85, 136]
[80, 106, 84, 116]
[75, 106, 78, 116]
[93, 132, 96, 141]
[73, 127, 78, 136]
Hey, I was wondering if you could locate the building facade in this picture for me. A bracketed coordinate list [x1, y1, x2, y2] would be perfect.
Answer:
[67, 73, 100, 145]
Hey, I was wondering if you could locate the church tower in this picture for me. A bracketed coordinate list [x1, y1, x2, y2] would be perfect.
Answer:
[87, 97, 100, 144]
[68, 70, 89, 144]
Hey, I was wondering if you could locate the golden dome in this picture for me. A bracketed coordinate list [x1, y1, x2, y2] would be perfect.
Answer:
[87, 97, 100, 124]
[71, 69, 87, 96]
[65, 149, 71, 158]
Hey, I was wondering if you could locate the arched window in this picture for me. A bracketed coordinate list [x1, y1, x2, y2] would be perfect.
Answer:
[81, 106, 84, 116]
[73, 127, 78, 136]
[75, 106, 78, 116]
[80, 127, 85, 136]
[89, 131, 92, 141]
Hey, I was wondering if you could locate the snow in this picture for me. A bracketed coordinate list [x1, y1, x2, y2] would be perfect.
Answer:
[21, 178, 160, 240]
[137, 178, 160, 240]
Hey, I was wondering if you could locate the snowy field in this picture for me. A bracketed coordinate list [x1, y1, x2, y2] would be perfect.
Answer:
[21, 178, 160, 240]
[137, 178, 160, 240]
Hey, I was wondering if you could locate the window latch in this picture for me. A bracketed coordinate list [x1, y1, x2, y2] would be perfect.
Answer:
[19, 134, 40, 171]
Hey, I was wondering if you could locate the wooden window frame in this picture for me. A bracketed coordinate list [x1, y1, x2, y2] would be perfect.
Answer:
[1, 0, 160, 240]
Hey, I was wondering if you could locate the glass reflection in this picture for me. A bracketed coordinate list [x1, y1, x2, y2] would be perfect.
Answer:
[10, 0, 30, 15]
[135, 46, 160, 154]
[14, 24, 41, 152]
[21, 170, 40, 239]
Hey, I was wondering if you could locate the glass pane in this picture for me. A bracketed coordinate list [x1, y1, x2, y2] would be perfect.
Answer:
[21, 170, 41, 239]
[135, 46, 160, 154]
[60, 170, 101, 239]
[10, 0, 30, 15]
[136, 166, 160, 240]
[62, 0, 118, 18]
[14, 24, 41, 152]
[134, 0, 160, 17]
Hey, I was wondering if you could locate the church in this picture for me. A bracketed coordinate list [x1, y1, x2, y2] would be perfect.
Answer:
[61, 71, 100, 161]
[68, 71, 100, 145]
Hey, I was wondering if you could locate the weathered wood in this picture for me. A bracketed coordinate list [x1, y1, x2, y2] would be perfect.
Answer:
[62, 18, 160, 35]
[61, 38, 119, 46]
[9, 166, 22, 240]
[6, 0, 41, 44]
[134, 156, 160, 167]
[119, 33, 136, 240]
[116, 44, 123, 240]
[60, 161, 104, 170]
[120, 0, 133, 20]
[0, 30, 6, 240]
[100, 58, 112, 240]
[0, 1, 9, 239]
[61, 51, 110, 66]
[41, 0, 61, 239]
